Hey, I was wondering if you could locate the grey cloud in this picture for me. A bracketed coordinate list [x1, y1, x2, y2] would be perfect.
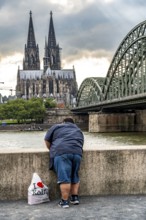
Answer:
[117, 0, 146, 6]
[0, 0, 146, 65]
[57, 1, 146, 62]
[63, 49, 113, 64]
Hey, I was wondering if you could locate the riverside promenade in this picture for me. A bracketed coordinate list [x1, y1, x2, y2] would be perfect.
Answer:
[1, 195, 146, 220]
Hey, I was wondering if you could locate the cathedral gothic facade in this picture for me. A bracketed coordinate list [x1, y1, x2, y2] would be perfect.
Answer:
[16, 11, 78, 106]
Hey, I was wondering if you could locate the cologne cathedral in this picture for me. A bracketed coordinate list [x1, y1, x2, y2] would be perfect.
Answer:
[16, 11, 78, 106]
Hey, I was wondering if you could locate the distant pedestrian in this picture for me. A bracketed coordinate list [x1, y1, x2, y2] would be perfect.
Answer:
[44, 117, 84, 208]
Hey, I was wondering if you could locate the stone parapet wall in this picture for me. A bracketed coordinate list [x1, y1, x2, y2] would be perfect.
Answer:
[1, 146, 146, 200]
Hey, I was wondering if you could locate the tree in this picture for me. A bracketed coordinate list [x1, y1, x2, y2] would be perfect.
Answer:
[44, 98, 57, 108]
[0, 104, 5, 120]
[27, 98, 46, 123]
[0, 98, 46, 123]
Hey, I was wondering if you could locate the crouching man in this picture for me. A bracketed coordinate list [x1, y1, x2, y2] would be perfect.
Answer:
[44, 118, 84, 208]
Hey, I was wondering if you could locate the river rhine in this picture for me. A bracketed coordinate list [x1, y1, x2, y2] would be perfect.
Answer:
[0, 131, 146, 150]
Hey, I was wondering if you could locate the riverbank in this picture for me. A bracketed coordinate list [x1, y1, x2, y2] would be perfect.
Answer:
[0, 122, 88, 132]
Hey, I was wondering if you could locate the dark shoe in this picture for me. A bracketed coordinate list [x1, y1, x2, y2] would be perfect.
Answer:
[70, 195, 79, 205]
[58, 199, 69, 208]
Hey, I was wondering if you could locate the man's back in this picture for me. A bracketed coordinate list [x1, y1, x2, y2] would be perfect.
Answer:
[44, 122, 84, 158]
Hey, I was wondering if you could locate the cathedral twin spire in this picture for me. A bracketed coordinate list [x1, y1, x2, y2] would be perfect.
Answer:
[44, 11, 61, 71]
[27, 11, 36, 48]
[23, 11, 61, 72]
[23, 11, 40, 70]
[48, 11, 56, 48]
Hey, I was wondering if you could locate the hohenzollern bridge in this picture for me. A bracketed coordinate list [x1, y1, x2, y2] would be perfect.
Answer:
[72, 20, 146, 114]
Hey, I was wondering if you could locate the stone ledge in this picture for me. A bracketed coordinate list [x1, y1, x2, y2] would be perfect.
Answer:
[1, 145, 146, 153]
[1, 147, 146, 200]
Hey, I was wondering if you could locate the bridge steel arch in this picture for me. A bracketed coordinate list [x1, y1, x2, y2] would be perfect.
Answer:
[75, 20, 146, 111]
[103, 20, 146, 102]
[76, 77, 105, 107]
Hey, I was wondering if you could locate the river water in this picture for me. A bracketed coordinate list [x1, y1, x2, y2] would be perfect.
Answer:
[1, 131, 146, 150]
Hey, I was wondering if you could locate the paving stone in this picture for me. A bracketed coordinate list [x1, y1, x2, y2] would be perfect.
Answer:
[0, 195, 146, 220]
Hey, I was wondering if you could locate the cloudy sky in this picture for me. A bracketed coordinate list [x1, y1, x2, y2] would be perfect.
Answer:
[0, 0, 146, 96]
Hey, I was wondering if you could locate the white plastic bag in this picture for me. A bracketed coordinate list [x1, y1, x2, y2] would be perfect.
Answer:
[28, 172, 50, 205]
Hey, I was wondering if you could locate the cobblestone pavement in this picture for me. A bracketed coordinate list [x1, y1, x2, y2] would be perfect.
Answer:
[1, 195, 146, 220]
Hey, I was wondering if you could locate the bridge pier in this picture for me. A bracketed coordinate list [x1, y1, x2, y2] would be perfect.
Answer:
[88, 110, 146, 132]
[135, 110, 146, 131]
[89, 112, 135, 132]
